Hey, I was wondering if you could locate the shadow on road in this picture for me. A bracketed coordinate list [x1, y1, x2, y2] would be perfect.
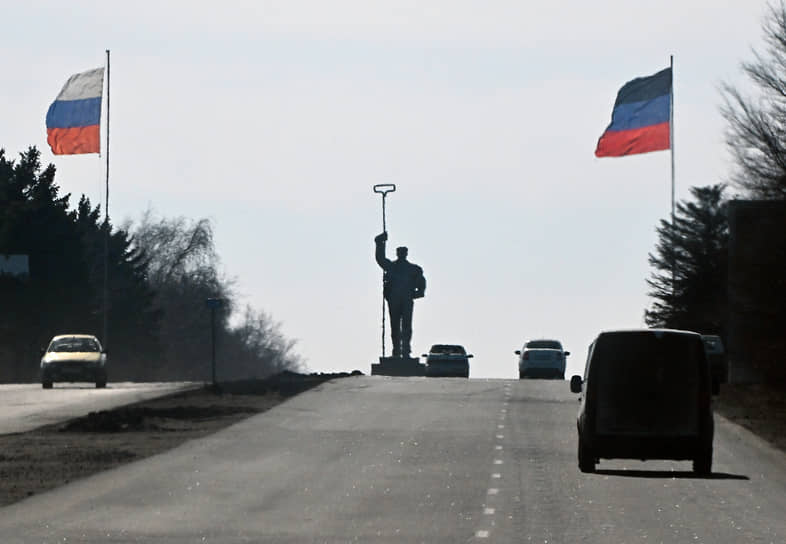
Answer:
[595, 469, 749, 480]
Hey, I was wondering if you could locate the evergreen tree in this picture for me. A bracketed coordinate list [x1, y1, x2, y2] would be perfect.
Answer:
[0, 147, 161, 381]
[645, 185, 729, 336]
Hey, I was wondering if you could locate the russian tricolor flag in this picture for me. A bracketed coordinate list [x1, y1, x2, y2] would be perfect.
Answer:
[595, 67, 672, 157]
[46, 67, 104, 155]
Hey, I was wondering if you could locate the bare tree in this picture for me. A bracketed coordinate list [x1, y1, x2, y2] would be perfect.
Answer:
[222, 306, 303, 379]
[722, 1, 786, 198]
[128, 209, 302, 380]
[131, 209, 218, 286]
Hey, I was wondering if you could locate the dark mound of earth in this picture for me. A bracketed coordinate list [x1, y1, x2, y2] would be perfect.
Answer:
[60, 370, 363, 433]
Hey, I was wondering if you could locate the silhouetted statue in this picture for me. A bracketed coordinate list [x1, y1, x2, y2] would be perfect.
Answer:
[375, 231, 426, 358]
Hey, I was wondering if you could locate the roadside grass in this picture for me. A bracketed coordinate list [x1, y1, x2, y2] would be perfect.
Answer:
[713, 383, 786, 454]
[0, 371, 360, 507]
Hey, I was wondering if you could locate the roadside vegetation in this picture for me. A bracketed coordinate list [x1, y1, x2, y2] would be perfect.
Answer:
[645, 184, 728, 337]
[0, 147, 301, 382]
[645, 1, 786, 389]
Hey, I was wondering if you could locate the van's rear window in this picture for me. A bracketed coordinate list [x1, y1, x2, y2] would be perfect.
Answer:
[592, 332, 704, 386]
[591, 332, 705, 435]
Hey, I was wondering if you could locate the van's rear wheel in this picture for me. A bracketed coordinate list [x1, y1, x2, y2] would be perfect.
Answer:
[693, 447, 712, 475]
[578, 436, 596, 473]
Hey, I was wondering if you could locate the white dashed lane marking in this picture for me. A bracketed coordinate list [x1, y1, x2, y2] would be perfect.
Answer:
[474, 381, 514, 540]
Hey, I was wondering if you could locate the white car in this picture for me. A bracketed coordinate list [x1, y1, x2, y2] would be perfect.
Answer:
[40, 334, 108, 389]
[515, 339, 569, 379]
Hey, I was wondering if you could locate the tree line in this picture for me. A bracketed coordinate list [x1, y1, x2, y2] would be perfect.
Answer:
[645, 1, 786, 383]
[0, 146, 301, 383]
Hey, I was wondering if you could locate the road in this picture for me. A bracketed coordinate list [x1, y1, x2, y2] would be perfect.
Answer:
[0, 382, 200, 435]
[0, 377, 785, 543]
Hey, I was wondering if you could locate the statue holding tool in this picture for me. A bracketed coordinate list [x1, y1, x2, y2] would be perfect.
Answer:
[370, 185, 428, 375]
[374, 231, 426, 358]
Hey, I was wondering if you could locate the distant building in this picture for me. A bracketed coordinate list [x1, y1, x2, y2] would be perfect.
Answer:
[727, 200, 786, 383]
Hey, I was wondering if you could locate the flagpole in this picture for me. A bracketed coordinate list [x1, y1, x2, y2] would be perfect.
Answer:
[670, 55, 675, 229]
[103, 49, 110, 349]
[670, 55, 676, 292]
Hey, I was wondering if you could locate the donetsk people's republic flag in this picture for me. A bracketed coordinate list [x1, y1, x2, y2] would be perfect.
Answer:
[46, 67, 104, 155]
[595, 67, 672, 157]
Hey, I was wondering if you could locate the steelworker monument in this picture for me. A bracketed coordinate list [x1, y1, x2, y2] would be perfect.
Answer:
[371, 231, 427, 376]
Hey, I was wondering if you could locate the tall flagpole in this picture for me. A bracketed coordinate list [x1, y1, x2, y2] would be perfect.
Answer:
[103, 49, 110, 349]
[670, 55, 676, 291]
[670, 55, 675, 229]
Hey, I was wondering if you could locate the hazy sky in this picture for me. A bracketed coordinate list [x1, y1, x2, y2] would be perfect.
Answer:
[2, 1, 769, 378]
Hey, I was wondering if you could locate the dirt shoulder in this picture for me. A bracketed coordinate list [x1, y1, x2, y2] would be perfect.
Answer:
[713, 383, 786, 453]
[0, 371, 360, 508]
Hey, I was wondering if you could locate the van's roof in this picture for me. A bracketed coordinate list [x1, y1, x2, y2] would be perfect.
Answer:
[595, 328, 702, 339]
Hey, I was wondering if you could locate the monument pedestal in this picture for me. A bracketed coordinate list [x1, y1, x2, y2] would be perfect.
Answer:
[371, 356, 426, 377]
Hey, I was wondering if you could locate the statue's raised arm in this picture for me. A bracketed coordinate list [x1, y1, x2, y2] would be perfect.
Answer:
[375, 231, 391, 270]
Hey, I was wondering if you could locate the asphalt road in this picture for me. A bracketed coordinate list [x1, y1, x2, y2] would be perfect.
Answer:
[0, 377, 785, 543]
[0, 382, 200, 435]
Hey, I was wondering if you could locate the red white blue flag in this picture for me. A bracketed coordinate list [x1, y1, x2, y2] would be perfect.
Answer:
[595, 67, 672, 157]
[46, 67, 104, 155]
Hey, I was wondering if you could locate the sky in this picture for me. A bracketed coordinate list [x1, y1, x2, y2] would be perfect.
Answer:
[1, 1, 771, 379]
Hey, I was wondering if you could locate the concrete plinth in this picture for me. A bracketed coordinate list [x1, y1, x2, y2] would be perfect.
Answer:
[371, 357, 426, 377]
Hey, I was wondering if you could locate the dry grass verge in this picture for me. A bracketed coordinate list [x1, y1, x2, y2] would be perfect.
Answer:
[713, 383, 786, 453]
[0, 371, 360, 507]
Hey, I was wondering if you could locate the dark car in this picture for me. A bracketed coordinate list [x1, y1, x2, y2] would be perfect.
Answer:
[701, 334, 727, 394]
[40, 334, 108, 389]
[423, 344, 473, 378]
[569, 329, 714, 474]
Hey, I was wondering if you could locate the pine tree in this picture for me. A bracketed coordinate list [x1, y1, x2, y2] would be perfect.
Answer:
[0, 147, 161, 381]
[645, 184, 729, 336]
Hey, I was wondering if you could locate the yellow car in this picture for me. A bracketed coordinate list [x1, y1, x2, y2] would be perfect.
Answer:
[40, 334, 108, 389]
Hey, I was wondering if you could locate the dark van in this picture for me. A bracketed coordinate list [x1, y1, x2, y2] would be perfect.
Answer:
[569, 329, 714, 474]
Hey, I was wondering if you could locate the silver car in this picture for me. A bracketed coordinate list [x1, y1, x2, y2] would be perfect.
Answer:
[516, 339, 569, 379]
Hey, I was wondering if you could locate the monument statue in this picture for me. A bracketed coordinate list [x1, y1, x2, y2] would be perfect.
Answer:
[374, 231, 426, 358]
